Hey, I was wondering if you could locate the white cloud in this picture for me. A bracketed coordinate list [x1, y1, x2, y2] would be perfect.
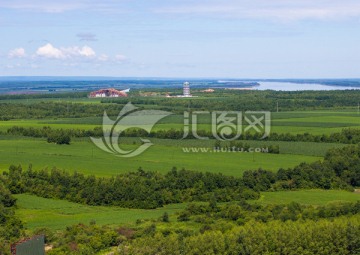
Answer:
[36, 43, 65, 59]
[36, 43, 96, 59]
[61, 45, 96, 58]
[78, 46, 96, 57]
[8, 44, 127, 67]
[8, 48, 26, 58]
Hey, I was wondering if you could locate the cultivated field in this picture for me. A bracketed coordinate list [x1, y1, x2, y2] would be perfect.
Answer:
[0, 110, 359, 135]
[0, 138, 320, 177]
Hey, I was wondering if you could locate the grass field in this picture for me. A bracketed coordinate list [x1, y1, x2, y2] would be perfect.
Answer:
[146, 138, 346, 156]
[0, 138, 321, 177]
[14, 194, 185, 231]
[0, 110, 359, 135]
[252, 190, 360, 206]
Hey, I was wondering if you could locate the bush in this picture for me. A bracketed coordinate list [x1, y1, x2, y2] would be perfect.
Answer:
[47, 133, 71, 145]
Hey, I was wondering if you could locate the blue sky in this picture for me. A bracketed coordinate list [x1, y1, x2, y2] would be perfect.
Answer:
[1, 0, 360, 78]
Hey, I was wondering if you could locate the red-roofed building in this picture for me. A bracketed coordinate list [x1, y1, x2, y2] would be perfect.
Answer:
[89, 88, 128, 98]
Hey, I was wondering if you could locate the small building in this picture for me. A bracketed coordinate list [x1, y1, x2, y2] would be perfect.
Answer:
[201, 88, 215, 93]
[89, 88, 128, 98]
[11, 235, 45, 255]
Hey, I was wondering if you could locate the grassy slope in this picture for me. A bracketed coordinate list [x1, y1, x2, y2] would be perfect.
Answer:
[15, 194, 185, 231]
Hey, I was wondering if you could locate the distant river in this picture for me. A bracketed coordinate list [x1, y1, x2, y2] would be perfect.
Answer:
[255, 82, 360, 91]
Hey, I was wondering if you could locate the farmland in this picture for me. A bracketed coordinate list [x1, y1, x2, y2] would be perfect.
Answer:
[0, 137, 321, 177]
[0, 109, 359, 135]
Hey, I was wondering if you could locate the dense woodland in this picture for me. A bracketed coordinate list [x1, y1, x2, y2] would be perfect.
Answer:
[107, 89, 360, 112]
[3, 166, 257, 209]
[117, 216, 360, 255]
[0, 90, 360, 120]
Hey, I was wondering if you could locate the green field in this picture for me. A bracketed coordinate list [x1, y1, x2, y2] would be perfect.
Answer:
[252, 190, 360, 205]
[0, 138, 320, 177]
[0, 110, 359, 135]
[146, 138, 346, 156]
[15, 194, 185, 230]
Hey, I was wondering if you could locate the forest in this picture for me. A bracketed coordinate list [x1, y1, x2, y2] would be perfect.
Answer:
[0, 89, 360, 120]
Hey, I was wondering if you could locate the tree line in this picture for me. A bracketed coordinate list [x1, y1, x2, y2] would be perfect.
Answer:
[107, 89, 360, 112]
[177, 199, 360, 224]
[3, 166, 258, 209]
[6, 125, 360, 144]
[1, 90, 360, 120]
[241, 144, 360, 192]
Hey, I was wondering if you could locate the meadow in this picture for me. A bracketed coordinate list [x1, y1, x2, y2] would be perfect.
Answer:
[0, 109, 359, 135]
[0, 137, 320, 177]
[14, 194, 185, 231]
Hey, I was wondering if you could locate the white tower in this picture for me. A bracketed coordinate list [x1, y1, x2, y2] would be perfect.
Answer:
[183, 82, 190, 97]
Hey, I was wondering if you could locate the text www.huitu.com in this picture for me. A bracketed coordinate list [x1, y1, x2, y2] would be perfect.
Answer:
[182, 147, 269, 153]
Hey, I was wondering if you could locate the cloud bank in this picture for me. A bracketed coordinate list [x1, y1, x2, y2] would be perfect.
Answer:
[36, 43, 96, 59]
[5, 43, 127, 69]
